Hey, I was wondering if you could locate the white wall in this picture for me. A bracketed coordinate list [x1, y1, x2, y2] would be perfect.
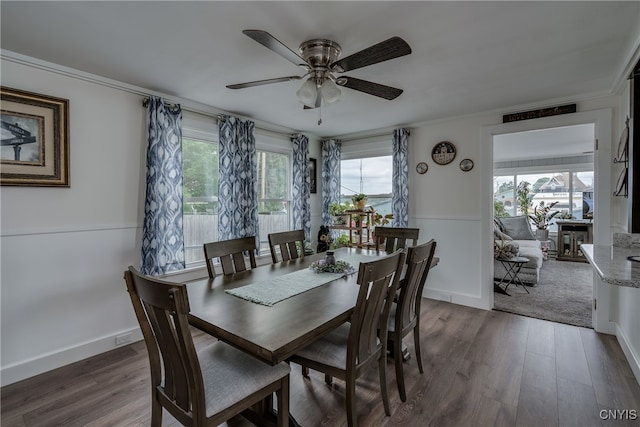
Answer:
[409, 115, 490, 307]
[1, 59, 146, 385]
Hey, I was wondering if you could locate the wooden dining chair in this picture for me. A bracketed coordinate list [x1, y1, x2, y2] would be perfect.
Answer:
[386, 239, 437, 402]
[374, 226, 420, 252]
[268, 229, 306, 263]
[124, 266, 290, 427]
[288, 250, 406, 427]
[203, 236, 257, 278]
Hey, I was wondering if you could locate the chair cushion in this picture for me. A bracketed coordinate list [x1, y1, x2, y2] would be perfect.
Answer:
[199, 341, 290, 417]
[498, 216, 535, 240]
[293, 323, 350, 370]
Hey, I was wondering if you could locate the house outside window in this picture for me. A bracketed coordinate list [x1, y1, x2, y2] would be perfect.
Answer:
[494, 170, 594, 232]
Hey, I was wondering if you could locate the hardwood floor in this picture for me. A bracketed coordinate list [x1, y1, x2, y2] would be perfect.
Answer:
[2, 299, 639, 426]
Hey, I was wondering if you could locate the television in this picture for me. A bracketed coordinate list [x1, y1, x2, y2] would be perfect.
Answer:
[582, 191, 594, 219]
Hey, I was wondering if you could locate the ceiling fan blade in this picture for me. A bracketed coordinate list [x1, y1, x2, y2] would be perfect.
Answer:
[338, 76, 403, 100]
[242, 30, 308, 67]
[226, 76, 301, 89]
[330, 37, 411, 72]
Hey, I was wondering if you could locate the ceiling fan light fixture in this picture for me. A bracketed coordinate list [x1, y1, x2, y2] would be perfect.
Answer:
[296, 78, 317, 107]
[321, 78, 341, 104]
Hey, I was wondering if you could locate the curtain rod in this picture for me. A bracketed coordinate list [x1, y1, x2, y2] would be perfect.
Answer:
[142, 97, 298, 139]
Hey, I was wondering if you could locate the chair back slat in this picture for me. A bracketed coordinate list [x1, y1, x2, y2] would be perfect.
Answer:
[203, 236, 257, 278]
[124, 268, 205, 417]
[268, 229, 306, 263]
[397, 240, 437, 330]
[349, 250, 405, 367]
[374, 227, 420, 252]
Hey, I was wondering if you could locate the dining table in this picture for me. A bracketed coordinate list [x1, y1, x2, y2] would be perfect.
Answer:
[185, 246, 385, 366]
[181, 245, 437, 426]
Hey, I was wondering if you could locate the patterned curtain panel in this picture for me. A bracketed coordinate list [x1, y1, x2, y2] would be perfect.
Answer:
[217, 115, 259, 244]
[392, 128, 409, 227]
[321, 139, 341, 226]
[292, 134, 311, 242]
[141, 97, 185, 275]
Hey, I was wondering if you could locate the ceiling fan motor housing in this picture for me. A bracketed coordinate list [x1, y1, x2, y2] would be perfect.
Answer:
[298, 39, 341, 70]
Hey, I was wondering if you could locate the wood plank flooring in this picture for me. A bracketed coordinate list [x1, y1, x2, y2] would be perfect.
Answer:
[2, 299, 639, 426]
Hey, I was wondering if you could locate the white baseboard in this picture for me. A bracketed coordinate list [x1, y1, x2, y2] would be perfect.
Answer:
[423, 289, 489, 311]
[1, 327, 143, 387]
[614, 322, 640, 386]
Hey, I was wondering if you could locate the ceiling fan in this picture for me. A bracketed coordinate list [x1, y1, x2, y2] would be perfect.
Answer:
[227, 30, 412, 112]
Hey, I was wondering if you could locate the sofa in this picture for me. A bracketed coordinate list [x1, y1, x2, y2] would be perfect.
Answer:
[494, 216, 544, 285]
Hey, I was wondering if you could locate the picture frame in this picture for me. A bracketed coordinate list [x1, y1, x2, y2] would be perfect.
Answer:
[309, 157, 317, 193]
[1, 87, 70, 187]
[459, 158, 474, 172]
[416, 161, 428, 174]
[431, 140, 456, 165]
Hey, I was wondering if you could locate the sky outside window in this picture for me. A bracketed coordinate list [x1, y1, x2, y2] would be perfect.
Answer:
[340, 156, 392, 196]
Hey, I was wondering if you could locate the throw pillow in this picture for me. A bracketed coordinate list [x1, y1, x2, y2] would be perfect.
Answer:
[493, 218, 513, 241]
[494, 239, 520, 259]
[499, 216, 536, 240]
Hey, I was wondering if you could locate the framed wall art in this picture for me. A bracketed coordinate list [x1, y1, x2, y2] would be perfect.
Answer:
[1, 87, 70, 187]
[416, 161, 428, 174]
[309, 157, 317, 193]
[431, 140, 456, 165]
[459, 158, 474, 172]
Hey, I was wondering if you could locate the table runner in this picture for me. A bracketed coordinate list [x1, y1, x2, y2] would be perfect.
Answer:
[225, 254, 375, 306]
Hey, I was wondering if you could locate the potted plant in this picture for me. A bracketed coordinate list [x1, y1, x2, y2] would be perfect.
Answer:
[528, 200, 559, 240]
[330, 234, 351, 249]
[516, 181, 532, 215]
[351, 193, 367, 210]
[372, 211, 394, 228]
[329, 202, 350, 224]
[371, 211, 394, 246]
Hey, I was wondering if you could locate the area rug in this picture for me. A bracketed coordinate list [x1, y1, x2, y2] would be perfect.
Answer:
[494, 258, 593, 328]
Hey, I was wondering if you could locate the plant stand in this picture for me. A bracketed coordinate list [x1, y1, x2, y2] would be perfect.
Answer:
[329, 210, 373, 248]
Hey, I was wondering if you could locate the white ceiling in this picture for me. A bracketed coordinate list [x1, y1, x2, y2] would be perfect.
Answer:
[1, 1, 639, 138]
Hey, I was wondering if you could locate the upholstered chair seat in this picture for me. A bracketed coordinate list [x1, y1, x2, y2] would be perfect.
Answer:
[198, 342, 291, 418]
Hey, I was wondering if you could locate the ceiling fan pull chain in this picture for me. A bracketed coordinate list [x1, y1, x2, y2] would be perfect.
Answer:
[317, 103, 322, 126]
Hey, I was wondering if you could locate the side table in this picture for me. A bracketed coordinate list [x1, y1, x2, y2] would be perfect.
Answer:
[495, 256, 530, 296]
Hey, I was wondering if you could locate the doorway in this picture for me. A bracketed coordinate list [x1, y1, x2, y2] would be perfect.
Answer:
[492, 124, 595, 327]
[480, 109, 613, 332]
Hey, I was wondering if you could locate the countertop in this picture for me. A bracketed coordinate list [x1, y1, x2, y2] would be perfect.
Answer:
[581, 244, 640, 288]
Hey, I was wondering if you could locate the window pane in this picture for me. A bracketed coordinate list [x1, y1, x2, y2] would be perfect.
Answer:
[256, 150, 290, 253]
[574, 171, 594, 220]
[340, 156, 392, 215]
[183, 138, 219, 265]
[494, 176, 515, 217]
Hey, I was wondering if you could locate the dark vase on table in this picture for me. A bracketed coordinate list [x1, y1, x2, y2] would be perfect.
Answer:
[324, 251, 336, 266]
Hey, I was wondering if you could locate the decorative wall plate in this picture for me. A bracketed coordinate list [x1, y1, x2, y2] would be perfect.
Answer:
[431, 141, 456, 165]
[459, 158, 474, 172]
[416, 161, 428, 174]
